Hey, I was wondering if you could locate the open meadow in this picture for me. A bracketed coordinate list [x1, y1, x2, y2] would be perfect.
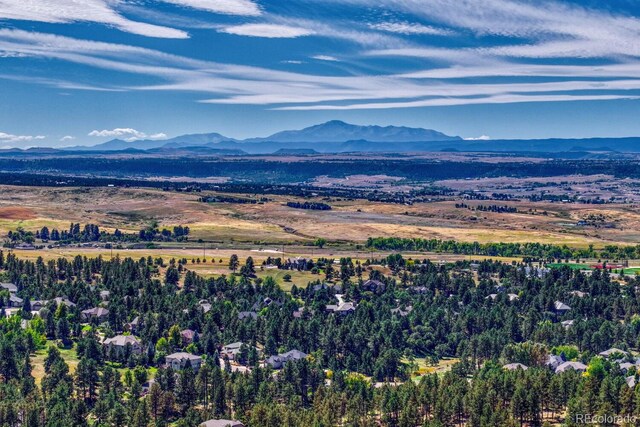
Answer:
[2, 184, 639, 251]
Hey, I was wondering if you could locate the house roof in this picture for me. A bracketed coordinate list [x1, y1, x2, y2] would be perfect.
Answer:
[222, 342, 244, 351]
[391, 306, 413, 316]
[181, 329, 197, 339]
[326, 302, 356, 313]
[104, 335, 141, 347]
[200, 420, 244, 427]
[82, 307, 109, 317]
[554, 301, 571, 311]
[280, 349, 307, 360]
[569, 290, 587, 298]
[363, 279, 385, 289]
[166, 352, 202, 361]
[555, 361, 587, 373]
[53, 297, 76, 307]
[546, 354, 565, 368]
[503, 363, 528, 371]
[238, 311, 257, 320]
[561, 320, 575, 328]
[599, 348, 629, 357]
[626, 376, 637, 388]
[1, 283, 17, 293]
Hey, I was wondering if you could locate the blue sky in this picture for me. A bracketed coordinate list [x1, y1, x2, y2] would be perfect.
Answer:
[2, 0, 640, 147]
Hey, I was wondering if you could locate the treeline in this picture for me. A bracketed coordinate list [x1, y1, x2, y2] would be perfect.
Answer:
[4, 157, 640, 182]
[6, 223, 189, 245]
[455, 203, 518, 213]
[366, 236, 640, 260]
[199, 195, 268, 204]
[286, 201, 332, 210]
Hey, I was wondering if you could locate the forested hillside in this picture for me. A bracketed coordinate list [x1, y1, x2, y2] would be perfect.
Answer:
[1, 251, 640, 426]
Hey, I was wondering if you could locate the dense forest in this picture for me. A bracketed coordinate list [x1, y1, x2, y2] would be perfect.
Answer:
[1, 249, 640, 425]
[366, 237, 640, 261]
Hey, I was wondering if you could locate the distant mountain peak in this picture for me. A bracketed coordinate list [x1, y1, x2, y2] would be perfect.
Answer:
[246, 120, 461, 143]
[68, 120, 460, 152]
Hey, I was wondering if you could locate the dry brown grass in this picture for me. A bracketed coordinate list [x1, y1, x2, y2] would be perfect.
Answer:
[0, 185, 637, 249]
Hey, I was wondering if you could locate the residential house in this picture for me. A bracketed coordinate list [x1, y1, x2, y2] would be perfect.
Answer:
[199, 300, 212, 313]
[569, 290, 588, 298]
[181, 329, 198, 346]
[126, 316, 141, 334]
[326, 302, 356, 315]
[503, 363, 528, 371]
[81, 307, 110, 322]
[32, 297, 76, 313]
[546, 354, 565, 370]
[238, 311, 257, 320]
[200, 420, 245, 427]
[103, 335, 143, 357]
[165, 352, 202, 371]
[362, 279, 386, 293]
[221, 342, 246, 360]
[554, 301, 571, 313]
[391, 306, 413, 317]
[8, 295, 23, 308]
[599, 348, 629, 358]
[555, 361, 587, 374]
[266, 349, 307, 369]
[0, 283, 17, 294]
[561, 320, 575, 329]
[626, 376, 637, 388]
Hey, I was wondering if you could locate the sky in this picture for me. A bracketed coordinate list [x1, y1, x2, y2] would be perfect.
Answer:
[2, 0, 640, 147]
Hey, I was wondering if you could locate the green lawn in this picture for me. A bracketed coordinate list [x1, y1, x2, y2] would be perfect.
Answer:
[546, 263, 592, 270]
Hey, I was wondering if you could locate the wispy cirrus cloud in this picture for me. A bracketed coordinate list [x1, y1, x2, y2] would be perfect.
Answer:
[2, 28, 640, 113]
[311, 55, 339, 62]
[368, 21, 452, 36]
[0, 0, 188, 38]
[160, 0, 261, 16]
[88, 128, 167, 142]
[219, 23, 314, 38]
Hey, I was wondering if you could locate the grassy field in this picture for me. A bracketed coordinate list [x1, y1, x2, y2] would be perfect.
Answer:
[31, 343, 157, 385]
[1, 185, 638, 251]
[404, 357, 460, 378]
[31, 346, 80, 385]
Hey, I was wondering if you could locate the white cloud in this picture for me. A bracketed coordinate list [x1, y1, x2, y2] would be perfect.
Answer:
[369, 21, 451, 36]
[0, 132, 45, 143]
[88, 128, 167, 142]
[465, 135, 491, 141]
[312, 55, 339, 62]
[160, 0, 261, 16]
[3, 26, 640, 114]
[60, 135, 75, 141]
[219, 23, 314, 38]
[0, 0, 188, 38]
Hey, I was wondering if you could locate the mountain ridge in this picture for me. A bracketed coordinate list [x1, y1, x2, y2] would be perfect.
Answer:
[34, 121, 640, 154]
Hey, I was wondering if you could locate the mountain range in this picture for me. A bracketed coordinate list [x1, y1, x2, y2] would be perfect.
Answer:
[34, 120, 640, 154]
